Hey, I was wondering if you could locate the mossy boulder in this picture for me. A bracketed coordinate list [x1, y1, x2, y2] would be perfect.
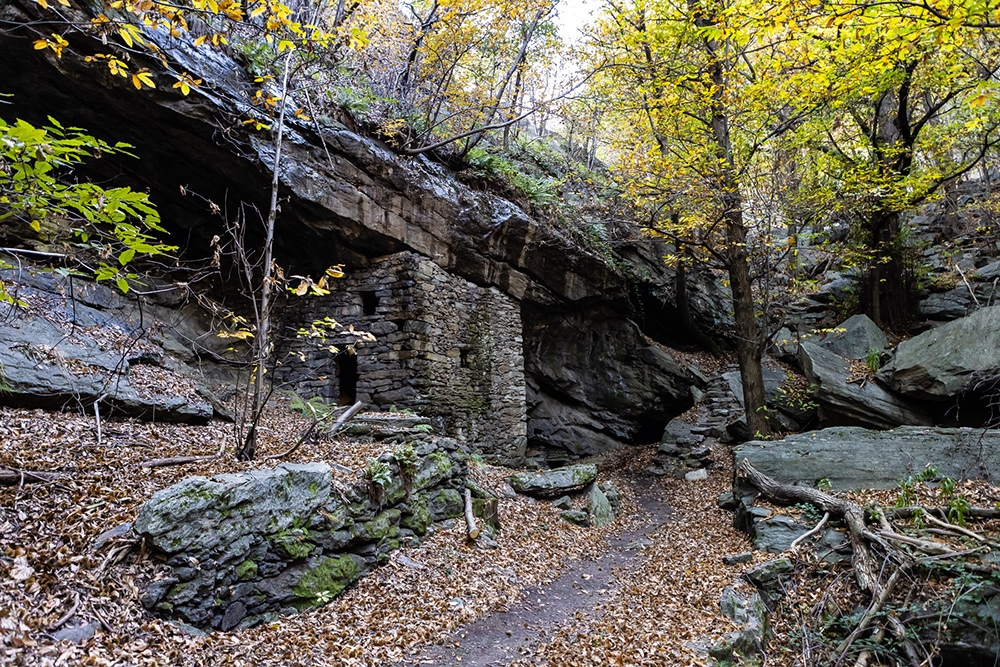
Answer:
[401, 494, 433, 535]
[427, 488, 464, 521]
[508, 464, 597, 498]
[135, 463, 331, 555]
[353, 509, 401, 542]
[412, 452, 453, 491]
[291, 554, 366, 607]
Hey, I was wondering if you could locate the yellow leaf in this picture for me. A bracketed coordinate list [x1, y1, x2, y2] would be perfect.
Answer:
[33, 39, 48, 50]
[30, 220, 42, 233]
[34, 0, 49, 9]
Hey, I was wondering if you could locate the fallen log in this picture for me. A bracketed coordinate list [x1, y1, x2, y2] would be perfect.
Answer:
[463, 488, 479, 540]
[0, 468, 60, 485]
[736, 459, 877, 591]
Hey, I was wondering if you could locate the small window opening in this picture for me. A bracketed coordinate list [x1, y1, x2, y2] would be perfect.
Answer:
[460, 349, 476, 367]
[336, 354, 359, 405]
[361, 291, 379, 316]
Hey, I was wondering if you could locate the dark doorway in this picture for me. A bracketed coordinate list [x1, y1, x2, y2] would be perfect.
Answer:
[336, 354, 358, 405]
[361, 291, 379, 316]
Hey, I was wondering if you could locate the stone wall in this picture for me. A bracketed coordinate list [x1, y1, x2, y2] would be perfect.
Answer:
[274, 252, 527, 465]
[135, 437, 483, 631]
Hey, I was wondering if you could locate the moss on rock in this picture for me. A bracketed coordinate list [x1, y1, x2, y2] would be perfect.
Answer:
[291, 555, 365, 607]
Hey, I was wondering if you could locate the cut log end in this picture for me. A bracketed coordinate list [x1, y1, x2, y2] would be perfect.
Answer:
[463, 488, 479, 540]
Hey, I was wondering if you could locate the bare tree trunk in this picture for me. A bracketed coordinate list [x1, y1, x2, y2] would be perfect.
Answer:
[237, 51, 294, 461]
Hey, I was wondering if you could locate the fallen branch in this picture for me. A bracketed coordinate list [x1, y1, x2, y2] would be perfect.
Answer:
[834, 565, 908, 666]
[263, 401, 363, 462]
[0, 468, 60, 485]
[923, 512, 1000, 547]
[791, 511, 830, 551]
[736, 459, 877, 591]
[139, 438, 226, 468]
[49, 591, 80, 631]
[887, 505, 1000, 520]
[463, 488, 479, 540]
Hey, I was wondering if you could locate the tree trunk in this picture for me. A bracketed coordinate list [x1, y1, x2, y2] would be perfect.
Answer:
[860, 209, 914, 331]
[726, 209, 771, 438]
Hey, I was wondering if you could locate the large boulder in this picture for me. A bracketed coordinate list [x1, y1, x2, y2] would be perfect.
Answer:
[735, 425, 1000, 490]
[797, 342, 930, 429]
[878, 306, 1000, 402]
[524, 309, 697, 455]
[508, 464, 598, 497]
[135, 443, 471, 630]
[819, 314, 888, 360]
[0, 264, 223, 422]
[135, 463, 333, 555]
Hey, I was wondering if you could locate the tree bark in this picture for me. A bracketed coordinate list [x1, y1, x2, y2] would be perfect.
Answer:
[463, 488, 480, 540]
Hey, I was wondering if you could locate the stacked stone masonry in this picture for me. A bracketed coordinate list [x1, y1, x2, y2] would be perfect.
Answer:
[275, 252, 527, 464]
[135, 437, 489, 631]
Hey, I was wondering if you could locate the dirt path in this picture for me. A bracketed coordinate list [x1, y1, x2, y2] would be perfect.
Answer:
[399, 477, 675, 666]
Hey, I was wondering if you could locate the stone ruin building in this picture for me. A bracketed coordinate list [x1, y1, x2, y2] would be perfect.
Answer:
[275, 251, 527, 465]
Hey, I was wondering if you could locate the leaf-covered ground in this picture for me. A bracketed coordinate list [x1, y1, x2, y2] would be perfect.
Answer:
[0, 399, 770, 666]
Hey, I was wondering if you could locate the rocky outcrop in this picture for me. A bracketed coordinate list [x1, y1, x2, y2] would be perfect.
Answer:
[819, 314, 888, 360]
[734, 425, 1000, 490]
[0, 1, 712, 455]
[0, 261, 227, 422]
[797, 342, 930, 429]
[879, 306, 1000, 403]
[135, 437, 486, 630]
[524, 308, 697, 457]
[508, 464, 597, 497]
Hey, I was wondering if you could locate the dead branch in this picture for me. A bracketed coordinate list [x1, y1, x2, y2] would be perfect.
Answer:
[0, 468, 60, 485]
[867, 529, 955, 556]
[791, 511, 830, 551]
[139, 437, 226, 468]
[49, 591, 80, 631]
[463, 488, 479, 540]
[886, 505, 1000, 520]
[736, 459, 876, 591]
[834, 565, 908, 666]
[922, 512, 1000, 547]
[263, 401, 363, 462]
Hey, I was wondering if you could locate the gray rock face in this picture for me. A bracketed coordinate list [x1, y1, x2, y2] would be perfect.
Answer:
[723, 365, 788, 407]
[508, 464, 598, 497]
[135, 441, 477, 630]
[0, 265, 218, 422]
[879, 306, 1000, 402]
[136, 464, 332, 555]
[797, 342, 931, 429]
[585, 484, 615, 528]
[752, 516, 848, 560]
[820, 314, 888, 360]
[524, 311, 696, 456]
[735, 425, 1000, 490]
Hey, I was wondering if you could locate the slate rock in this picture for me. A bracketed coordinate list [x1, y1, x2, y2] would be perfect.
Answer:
[819, 314, 888, 360]
[723, 552, 753, 566]
[879, 306, 1000, 402]
[585, 484, 615, 528]
[736, 425, 1000, 490]
[552, 495, 573, 510]
[797, 342, 931, 429]
[508, 464, 597, 498]
[684, 468, 708, 482]
[560, 509, 591, 526]
[745, 558, 794, 590]
[599, 481, 621, 515]
[135, 463, 332, 555]
[716, 491, 738, 511]
[710, 586, 769, 662]
[52, 622, 99, 644]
